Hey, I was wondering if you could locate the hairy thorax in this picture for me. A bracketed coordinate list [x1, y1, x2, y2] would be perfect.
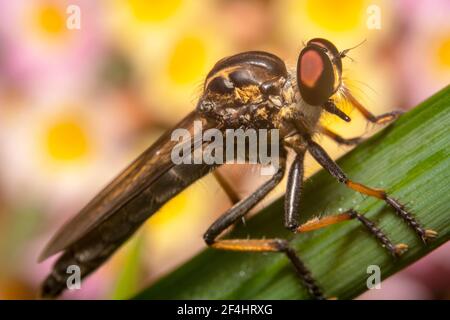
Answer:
[197, 70, 323, 141]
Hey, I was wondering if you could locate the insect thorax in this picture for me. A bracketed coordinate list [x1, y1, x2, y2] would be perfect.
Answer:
[197, 72, 320, 139]
[197, 52, 287, 129]
[197, 51, 322, 140]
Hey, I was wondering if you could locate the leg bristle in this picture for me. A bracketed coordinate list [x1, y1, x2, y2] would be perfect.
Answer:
[349, 210, 401, 258]
[424, 229, 438, 241]
[385, 196, 431, 243]
[394, 243, 409, 256]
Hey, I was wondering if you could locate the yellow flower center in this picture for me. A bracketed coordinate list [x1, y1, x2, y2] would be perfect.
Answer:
[306, 0, 364, 31]
[44, 116, 90, 162]
[35, 3, 66, 37]
[167, 36, 207, 85]
[127, 0, 181, 23]
[150, 191, 188, 227]
[437, 36, 450, 69]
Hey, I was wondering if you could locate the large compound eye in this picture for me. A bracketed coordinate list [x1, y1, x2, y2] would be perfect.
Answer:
[307, 38, 342, 72]
[297, 46, 334, 106]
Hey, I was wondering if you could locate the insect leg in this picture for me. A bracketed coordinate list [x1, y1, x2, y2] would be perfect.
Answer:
[283, 144, 406, 257]
[306, 138, 437, 242]
[343, 87, 402, 125]
[204, 152, 287, 243]
[296, 209, 408, 257]
[320, 126, 364, 146]
[211, 239, 324, 299]
[204, 155, 325, 299]
[284, 152, 305, 230]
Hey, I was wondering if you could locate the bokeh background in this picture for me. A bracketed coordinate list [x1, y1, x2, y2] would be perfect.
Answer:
[0, 0, 448, 299]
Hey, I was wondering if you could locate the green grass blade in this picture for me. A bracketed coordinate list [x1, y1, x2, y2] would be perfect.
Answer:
[134, 85, 450, 299]
[111, 234, 144, 299]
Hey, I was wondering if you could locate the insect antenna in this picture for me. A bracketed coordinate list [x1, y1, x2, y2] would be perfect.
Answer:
[340, 39, 367, 60]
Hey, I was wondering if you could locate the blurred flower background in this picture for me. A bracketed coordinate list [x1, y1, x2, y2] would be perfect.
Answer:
[0, 0, 448, 299]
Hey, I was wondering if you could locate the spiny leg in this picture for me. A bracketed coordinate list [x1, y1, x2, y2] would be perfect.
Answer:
[204, 154, 324, 299]
[306, 138, 437, 242]
[342, 87, 403, 125]
[320, 126, 364, 146]
[296, 210, 408, 257]
[212, 239, 324, 299]
[283, 147, 406, 257]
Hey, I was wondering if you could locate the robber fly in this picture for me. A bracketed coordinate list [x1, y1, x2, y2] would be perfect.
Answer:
[39, 38, 437, 299]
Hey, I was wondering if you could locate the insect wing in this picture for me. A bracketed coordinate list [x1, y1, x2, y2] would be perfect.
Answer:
[39, 111, 212, 261]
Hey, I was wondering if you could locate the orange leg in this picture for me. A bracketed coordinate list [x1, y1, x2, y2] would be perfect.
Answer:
[211, 239, 324, 299]
[204, 154, 326, 300]
[296, 210, 408, 257]
[306, 138, 437, 243]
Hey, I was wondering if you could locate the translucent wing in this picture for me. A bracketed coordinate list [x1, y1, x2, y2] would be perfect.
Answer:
[39, 111, 213, 261]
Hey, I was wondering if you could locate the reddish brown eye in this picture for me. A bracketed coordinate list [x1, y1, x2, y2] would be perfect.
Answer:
[299, 50, 323, 88]
[297, 46, 335, 106]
